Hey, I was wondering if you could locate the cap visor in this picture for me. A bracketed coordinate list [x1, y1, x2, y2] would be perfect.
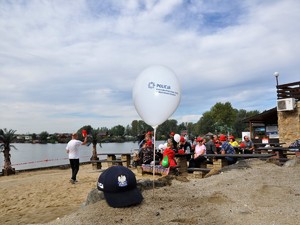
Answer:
[104, 188, 143, 208]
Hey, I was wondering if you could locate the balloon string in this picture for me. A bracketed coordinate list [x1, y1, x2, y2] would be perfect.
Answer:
[152, 125, 157, 198]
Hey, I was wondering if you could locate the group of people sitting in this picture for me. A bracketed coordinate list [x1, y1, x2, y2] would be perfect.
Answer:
[133, 131, 255, 169]
[190, 134, 255, 166]
[133, 131, 176, 168]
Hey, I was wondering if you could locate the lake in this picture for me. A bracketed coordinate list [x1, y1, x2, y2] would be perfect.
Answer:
[0, 141, 164, 171]
[0, 142, 141, 171]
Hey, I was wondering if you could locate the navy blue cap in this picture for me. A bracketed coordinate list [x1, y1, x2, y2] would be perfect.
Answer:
[97, 166, 143, 208]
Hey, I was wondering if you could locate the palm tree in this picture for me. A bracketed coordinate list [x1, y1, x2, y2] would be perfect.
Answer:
[0, 128, 17, 176]
[89, 128, 103, 160]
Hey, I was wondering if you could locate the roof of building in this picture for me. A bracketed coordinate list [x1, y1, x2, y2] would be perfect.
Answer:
[242, 107, 277, 124]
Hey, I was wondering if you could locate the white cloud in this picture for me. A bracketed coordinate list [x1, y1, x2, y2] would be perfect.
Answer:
[0, 0, 299, 133]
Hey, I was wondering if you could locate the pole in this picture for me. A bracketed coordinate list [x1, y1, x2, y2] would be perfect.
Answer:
[274, 72, 279, 87]
[152, 125, 158, 197]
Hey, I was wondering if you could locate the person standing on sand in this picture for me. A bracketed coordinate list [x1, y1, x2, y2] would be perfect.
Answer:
[66, 132, 88, 184]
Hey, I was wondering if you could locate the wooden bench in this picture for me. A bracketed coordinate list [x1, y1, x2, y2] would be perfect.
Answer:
[138, 165, 180, 176]
[187, 168, 211, 173]
[90, 159, 127, 170]
[204, 153, 276, 169]
[173, 153, 275, 173]
[96, 153, 131, 167]
[139, 164, 169, 176]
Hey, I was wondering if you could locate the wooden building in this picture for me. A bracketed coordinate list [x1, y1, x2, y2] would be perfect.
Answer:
[243, 81, 299, 145]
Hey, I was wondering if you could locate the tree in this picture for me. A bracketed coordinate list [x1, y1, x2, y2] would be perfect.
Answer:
[39, 131, 49, 144]
[110, 125, 125, 137]
[178, 122, 187, 133]
[136, 120, 152, 136]
[186, 122, 196, 138]
[32, 133, 37, 141]
[157, 119, 178, 139]
[77, 126, 106, 160]
[196, 111, 215, 135]
[210, 102, 237, 134]
[125, 125, 132, 136]
[0, 128, 17, 175]
[233, 109, 259, 137]
[131, 120, 139, 137]
[195, 102, 238, 135]
[89, 128, 103, 160]
[78, 125, 93, 139]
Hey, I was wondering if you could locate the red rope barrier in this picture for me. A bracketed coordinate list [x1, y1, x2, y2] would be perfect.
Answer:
[11, 155, 90, 166]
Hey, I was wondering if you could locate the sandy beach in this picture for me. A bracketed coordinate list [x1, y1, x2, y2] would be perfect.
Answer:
[1, 158, 300, 225]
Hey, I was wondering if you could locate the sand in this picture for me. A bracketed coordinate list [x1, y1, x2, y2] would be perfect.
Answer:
[0, 158, 300, 225]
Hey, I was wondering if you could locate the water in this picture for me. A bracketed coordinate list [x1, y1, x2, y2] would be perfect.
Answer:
[0, 142, 140, 171]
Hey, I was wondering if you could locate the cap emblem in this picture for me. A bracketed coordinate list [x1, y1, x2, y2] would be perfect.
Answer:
[118, 175, 128, 187]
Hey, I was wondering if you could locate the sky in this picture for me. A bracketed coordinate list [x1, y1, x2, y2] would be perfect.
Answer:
[0, 0, 299, 134]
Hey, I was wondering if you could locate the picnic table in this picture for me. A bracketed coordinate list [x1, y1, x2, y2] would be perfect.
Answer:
[256, 147, 294, 159]
[254, 142, 286, 147]
[90, 153, 131, 169]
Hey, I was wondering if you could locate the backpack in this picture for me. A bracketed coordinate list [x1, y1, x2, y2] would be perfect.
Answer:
[289, 139, 300, 151]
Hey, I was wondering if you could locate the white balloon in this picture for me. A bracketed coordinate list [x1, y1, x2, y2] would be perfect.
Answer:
[174, 134, 180, 143]
[164, 143, 168, 148]
[133, 65, 181, 127]
[158, 144, 165, 150]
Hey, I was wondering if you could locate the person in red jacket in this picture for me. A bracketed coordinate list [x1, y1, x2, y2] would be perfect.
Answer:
[161, 146, 177, 167]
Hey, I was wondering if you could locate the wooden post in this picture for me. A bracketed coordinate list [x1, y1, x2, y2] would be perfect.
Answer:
[92, 162, 102, 170]
[2, 168, 15, 176]
[121, 154, 131, 167]
[200, 161, 207, 168]
[213, 158, 227, 169]
[107, 154, 116, 167]
[175, 156, 188, 175]
[137, 166, 143, 174]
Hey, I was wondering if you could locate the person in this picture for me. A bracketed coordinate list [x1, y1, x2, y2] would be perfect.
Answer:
[239, 142, 246, 154]
[219, 134, 237, 165]
[229, 135, 239, 153]
[66, 132, 88, 184]
[229, 136, 239, 147]
[138, 131, 152, 149]
[132, 149, 140, 168]
[178, 136, 192, 153]
[188, 137, 207, 168]
[137, 131, 146, 148]
[191, 136, 197, 156]
[205, 135, 217, 164]
[97, 165, 143, 208]
[160, 144, 177, 167]
[242, 135, 255, 154]
[138, 140, 154, 165]
[178, 136, 192, 160]
[213, 134, 221, 153]
[169, 132, 179, 152]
